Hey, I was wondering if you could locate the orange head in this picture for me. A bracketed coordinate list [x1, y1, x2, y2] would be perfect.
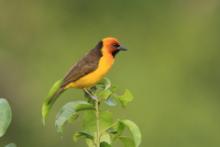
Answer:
[101, 37, 127, 57]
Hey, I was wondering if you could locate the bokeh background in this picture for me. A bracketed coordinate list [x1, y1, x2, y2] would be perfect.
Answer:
[1, 0, 220, 146]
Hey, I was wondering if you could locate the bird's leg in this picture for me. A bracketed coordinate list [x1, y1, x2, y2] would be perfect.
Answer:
[83, 88, 97, 100]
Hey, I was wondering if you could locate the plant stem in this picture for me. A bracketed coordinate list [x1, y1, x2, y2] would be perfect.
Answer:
[95, 99, 100, 147]
[84, 88, 101, 147]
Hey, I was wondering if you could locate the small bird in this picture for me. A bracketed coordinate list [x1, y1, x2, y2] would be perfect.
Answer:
[42, 37, 127, 122]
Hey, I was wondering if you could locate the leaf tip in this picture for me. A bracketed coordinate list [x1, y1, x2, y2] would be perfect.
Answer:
[41, 102, 49, 125]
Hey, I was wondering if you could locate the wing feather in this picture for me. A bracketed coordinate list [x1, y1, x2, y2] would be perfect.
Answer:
[61, 42, 103, 88]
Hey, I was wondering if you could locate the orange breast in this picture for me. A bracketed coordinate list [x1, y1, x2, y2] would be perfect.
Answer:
[66, 52, 114, 89]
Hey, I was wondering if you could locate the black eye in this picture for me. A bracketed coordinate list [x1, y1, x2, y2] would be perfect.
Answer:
[112, 43, 120, 48]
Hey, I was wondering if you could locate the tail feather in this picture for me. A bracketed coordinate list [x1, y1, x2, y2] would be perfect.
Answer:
[42, 80, 65, 125]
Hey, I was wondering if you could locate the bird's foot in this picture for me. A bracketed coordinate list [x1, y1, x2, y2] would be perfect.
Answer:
[83, 88, 98, 100]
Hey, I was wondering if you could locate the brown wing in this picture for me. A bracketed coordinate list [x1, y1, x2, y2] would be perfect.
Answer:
[61, 41, 103, 88]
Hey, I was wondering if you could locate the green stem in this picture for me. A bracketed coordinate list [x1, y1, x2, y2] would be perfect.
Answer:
[84, 88, 101, 147]
[95, 99, 100, 147]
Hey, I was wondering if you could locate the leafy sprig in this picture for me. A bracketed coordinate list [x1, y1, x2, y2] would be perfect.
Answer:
[43, 78, 141, 147]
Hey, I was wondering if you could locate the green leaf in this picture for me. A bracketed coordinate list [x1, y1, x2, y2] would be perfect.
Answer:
[82, 111, 113, 133]
[92, 78, 112, 95]
[82, 111, 96, 132]
[55, 101, 94, 133]
[100, 111, 114, 131]
[117, 90, 133, 107]
[73, 131, 94, 142]
[100, 142, 111, 147]
[86, 139, 96, 147]
[107, 120, 141, 147]
[119, 137, 135, 147]
[120, 120, 141, 147]
[0, 98, 12, 137]
[100, 133, 111, 145]
[4, 143, 16, 147]
[97, 89, 112, 100]
[41, 79, 63, 125]
[109, 85, 118, 93]
[99, 78, 111, 90]
[47, 80, 63, 98]
[112, 121, 126, 135]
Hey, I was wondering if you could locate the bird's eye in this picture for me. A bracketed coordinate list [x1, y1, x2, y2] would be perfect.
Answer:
[112, 43, 120, 48]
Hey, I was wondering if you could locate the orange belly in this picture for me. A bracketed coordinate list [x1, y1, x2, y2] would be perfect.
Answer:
[65, 54, 114, 89]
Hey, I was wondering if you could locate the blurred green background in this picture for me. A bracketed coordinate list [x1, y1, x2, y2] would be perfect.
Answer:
[1, 0, 220, 146]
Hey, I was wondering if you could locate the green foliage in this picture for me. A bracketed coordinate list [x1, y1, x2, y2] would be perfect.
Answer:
[0, 98, 16, 147]
[0, 98, 12, 137]
[42, 78, 141, 147]
[100, 142, 111, 147]
[105, 119, 141, 147]
[73, 131, 94, 142]
[82, 111, 113, 133]
[118, 120, 142, 147]
[55, 101, 94, 133]
[42, 79, 63, 125]
[116, 90, 134, 107]
[119, 137, 135, 147]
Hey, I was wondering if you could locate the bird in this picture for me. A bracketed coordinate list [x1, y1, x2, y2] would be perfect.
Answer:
[42, 37, 127, 123]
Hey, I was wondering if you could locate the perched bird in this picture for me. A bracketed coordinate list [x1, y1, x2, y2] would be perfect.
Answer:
[42, 37, 127, 122]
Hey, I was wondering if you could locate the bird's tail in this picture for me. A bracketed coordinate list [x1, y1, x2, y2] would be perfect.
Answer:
[41, 79, 65, 125]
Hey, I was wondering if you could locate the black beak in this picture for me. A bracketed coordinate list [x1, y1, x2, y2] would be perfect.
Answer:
[118, 45, 128, 51]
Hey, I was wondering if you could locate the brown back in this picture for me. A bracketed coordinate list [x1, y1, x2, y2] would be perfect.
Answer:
[61, 41, 103, 88]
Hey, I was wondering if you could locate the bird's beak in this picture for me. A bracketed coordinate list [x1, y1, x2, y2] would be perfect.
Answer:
[118, 45, 128, 51]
